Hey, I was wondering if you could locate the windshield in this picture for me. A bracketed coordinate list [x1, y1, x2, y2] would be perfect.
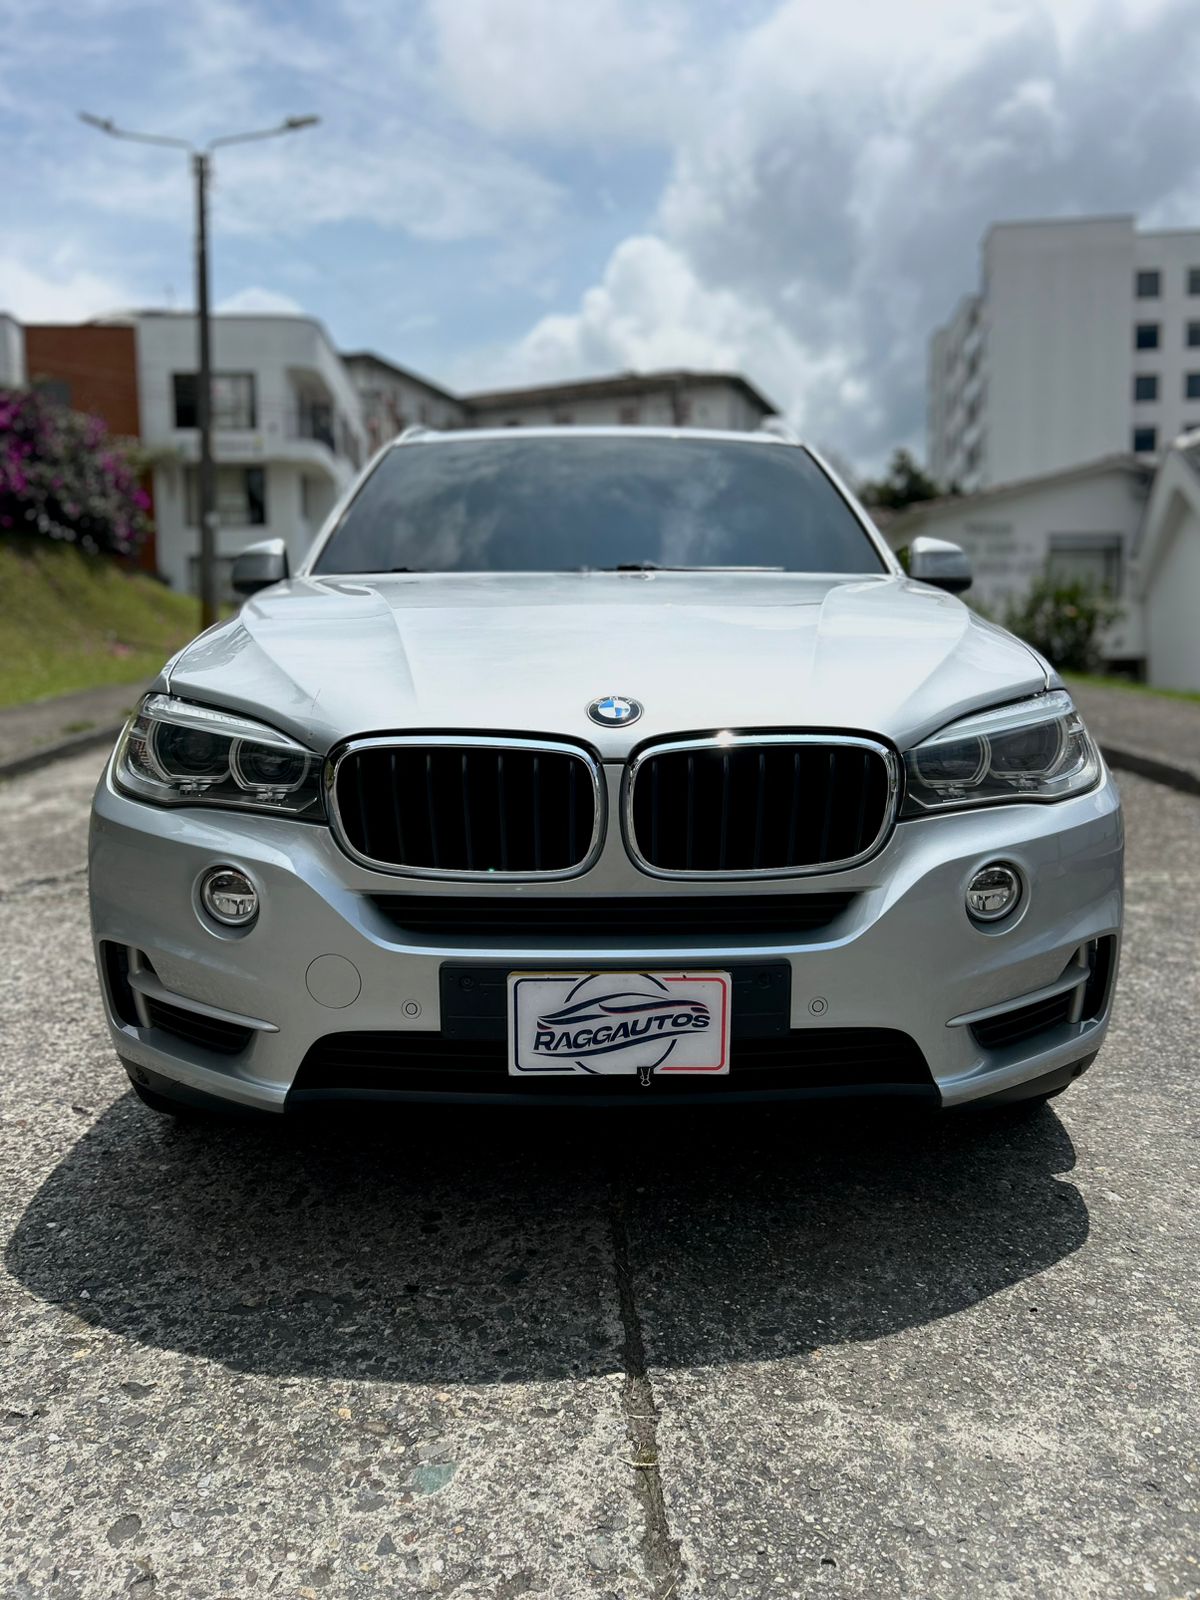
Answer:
[311, 435, 886, 576]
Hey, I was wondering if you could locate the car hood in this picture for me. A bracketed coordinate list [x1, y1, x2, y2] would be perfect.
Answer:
[164, 572, 1048, 756]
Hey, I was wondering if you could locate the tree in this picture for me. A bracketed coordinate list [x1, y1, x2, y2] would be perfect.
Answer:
[1002, 578, 1119, 674]
[858, 448, 945, 511]
[0, 388, 150, 558]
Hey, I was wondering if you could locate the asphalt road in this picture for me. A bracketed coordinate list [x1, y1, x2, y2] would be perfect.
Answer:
[0, 755, 1196, 1600]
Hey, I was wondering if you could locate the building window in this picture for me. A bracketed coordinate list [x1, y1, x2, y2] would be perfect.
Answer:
[1134, 322, 1159, 350]
[618, 404, 640, 425]
[1047, 536, 1122, 595]
[1133, 374, 1159, 402]
[1188, 322, 1200, 348]
[184, 465, 267, 527]
[1135, 269, 1161, 298]
[1186, 373, 1200, 401]
[32, 377, 72, 407]
[297, 395, 335, 451]
[1132, 426, 1157, 453]
[1189, 267, 1200, 296]
[173, 372, 257, 430]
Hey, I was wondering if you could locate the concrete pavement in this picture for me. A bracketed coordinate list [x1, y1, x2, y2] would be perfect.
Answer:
[0, 683, 144, 779]
[1068, 680, 1200, 795]
[0, 754, 1197, 1598]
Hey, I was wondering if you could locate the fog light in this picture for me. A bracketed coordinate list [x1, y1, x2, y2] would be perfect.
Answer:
[199, 866, 259, 927]
[966, 862, 1022, 922]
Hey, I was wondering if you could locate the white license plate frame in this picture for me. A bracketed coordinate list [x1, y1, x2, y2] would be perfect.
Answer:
[507, 970, 732, 1078]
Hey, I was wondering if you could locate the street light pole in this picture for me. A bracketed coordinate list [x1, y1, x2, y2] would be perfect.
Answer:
[78, 111, 319, 630]
[193, 150, 217, 628]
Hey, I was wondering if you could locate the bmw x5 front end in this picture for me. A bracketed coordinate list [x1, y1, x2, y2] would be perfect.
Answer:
[89, 426, 1122, 1118]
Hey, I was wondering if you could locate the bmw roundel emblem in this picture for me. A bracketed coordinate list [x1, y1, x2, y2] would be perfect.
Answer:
[587, 694, 642, 727]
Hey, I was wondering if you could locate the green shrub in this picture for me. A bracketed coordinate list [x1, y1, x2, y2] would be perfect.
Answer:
[1002, 578, 1118, 673]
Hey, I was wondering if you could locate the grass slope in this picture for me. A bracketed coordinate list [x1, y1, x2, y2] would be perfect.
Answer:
[1065, 671, 1200, 706]
[0, 539, 199, 708]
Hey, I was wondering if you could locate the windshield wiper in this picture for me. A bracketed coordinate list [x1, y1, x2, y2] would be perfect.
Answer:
[581, 562, 786, 573]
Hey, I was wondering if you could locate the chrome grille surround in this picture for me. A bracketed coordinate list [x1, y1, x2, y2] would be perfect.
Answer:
[623, 732, 901, 880]
[327, 735, 605, 881]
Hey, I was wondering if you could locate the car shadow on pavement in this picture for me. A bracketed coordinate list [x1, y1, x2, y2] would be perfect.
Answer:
[5, 1094, 1087, 1383]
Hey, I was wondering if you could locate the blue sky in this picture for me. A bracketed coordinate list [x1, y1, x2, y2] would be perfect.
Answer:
[3, 0, 1199, 470]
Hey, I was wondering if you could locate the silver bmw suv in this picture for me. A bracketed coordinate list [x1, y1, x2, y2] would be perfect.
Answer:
[89, 426, 1122, 1116]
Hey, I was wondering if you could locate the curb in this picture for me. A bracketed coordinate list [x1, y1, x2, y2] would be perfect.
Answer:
[0, 722, 124, 784]
[1099, 744, 1200, 799]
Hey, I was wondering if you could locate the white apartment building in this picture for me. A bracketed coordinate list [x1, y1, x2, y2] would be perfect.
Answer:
[462, 370, 774, 432]
[342, 351, 467, 453]
[929, 216, 1200, 491]
[342, 357, 776, 444]
[132, 312, 367, 595]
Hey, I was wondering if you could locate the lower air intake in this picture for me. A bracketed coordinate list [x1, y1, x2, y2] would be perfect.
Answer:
[291, 1028, 934, 1100]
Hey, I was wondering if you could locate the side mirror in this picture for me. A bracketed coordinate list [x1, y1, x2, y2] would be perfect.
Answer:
[909, 535, 972, 594]
[232, 538, 289, 597]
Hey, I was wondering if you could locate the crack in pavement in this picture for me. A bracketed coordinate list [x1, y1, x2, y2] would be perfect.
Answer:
[609, 1168, 685, 1599]
[0, 866, 87, 903]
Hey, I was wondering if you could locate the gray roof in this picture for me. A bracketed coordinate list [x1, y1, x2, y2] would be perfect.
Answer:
[888, 453, 1153, 539]
[461, 368, 778, 417]
[340, 349, 462, 407]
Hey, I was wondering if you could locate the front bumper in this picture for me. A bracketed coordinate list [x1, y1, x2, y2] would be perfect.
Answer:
[88, 761, 1123, 1112]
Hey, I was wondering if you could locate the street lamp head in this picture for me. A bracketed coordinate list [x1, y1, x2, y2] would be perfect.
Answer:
[283, 115, 320, 131]
[78, 112, 116, 134]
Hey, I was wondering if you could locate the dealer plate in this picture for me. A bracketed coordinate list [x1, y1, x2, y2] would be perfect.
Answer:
[507, 970, 731, 1079]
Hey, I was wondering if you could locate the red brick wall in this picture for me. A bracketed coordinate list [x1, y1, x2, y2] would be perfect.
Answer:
[24, 324, 141, 437]
[23, 324, 157, 570]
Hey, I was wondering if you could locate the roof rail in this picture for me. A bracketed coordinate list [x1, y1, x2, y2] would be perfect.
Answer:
[758, 415, 800, 444]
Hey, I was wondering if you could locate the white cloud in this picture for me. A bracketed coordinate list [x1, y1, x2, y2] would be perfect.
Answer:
[46, 0, 564, 248]
[488, 235, 866, 452]
[485, 0, 1200, 469]
[0, 253, 135, 322]
[428, 0, 696, 142]
[216, 286, 305, 314]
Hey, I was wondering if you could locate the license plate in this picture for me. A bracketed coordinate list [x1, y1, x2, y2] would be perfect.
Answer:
[507, 971, 732, 1078]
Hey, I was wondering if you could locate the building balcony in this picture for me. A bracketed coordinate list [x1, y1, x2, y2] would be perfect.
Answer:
[155, 421, 359, 482]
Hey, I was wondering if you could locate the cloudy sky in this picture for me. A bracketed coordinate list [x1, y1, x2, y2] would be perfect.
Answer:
[3, 0, 1199, 470]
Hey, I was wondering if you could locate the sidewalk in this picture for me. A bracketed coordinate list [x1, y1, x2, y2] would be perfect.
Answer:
[1068, 679, 1200, 795]
[0, 682, 142, 776]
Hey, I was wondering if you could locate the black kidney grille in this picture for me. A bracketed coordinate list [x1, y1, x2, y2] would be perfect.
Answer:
[631, 741, 893, 872]
[334, 744, 598, 873]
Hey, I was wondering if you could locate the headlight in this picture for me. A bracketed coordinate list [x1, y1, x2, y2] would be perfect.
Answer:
[902, 690, 1100, 815]
[115, 694, 324, 818]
